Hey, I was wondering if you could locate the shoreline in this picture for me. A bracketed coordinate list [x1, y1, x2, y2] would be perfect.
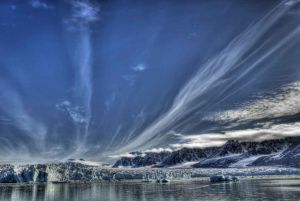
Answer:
[1, 175, 300, 186]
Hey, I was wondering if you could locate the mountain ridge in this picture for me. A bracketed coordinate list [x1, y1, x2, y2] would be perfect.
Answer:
[113, 136, 300, 168]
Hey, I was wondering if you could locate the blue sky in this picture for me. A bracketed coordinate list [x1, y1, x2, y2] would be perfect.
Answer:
[1, 0, 300, 162]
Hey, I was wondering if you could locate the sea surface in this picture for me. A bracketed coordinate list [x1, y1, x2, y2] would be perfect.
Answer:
[0, 178, 300, 201]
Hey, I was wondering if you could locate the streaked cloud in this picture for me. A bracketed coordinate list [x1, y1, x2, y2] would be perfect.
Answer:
[144, 147, 173, 153]
[209, 82, 300, 122]
[109, 152, 144, 159]
[172, 122, 300, 149]
[284, 0, 300, 6]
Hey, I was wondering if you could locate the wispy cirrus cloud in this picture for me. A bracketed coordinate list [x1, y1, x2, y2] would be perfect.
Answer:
[121, 64, 147, 86]
[67, 0, 100, 25]
[61, 0, 101, 155]
[0, 80, 47, 141]
[56, 100, 88, 124]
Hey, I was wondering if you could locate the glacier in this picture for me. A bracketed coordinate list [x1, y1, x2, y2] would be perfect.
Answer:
[1, 162, 300, 184]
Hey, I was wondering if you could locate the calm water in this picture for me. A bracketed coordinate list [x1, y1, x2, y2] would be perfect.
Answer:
[1, 179, 300, 201]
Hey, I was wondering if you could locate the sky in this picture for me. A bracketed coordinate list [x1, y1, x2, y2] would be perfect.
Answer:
[0, 0, 300, 162]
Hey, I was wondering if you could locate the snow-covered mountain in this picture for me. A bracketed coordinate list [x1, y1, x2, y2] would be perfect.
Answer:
[113, 136, 300, 168]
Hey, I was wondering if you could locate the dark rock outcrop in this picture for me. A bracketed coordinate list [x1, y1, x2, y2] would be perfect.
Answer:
[218, 140, 244, 156]
[159, 148, 207, 167]
[113, 152, 171, 168]
[0, 165, 16, 183]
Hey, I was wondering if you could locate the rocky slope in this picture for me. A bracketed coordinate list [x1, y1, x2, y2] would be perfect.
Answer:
[113, 136, 300, 168]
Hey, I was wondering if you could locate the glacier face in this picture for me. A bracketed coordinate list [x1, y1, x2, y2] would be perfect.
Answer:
[1, 161, 300, 184]
[0, 162, 195, 183]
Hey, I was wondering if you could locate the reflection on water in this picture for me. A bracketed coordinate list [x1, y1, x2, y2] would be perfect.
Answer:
[1, 179, 300, 201]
